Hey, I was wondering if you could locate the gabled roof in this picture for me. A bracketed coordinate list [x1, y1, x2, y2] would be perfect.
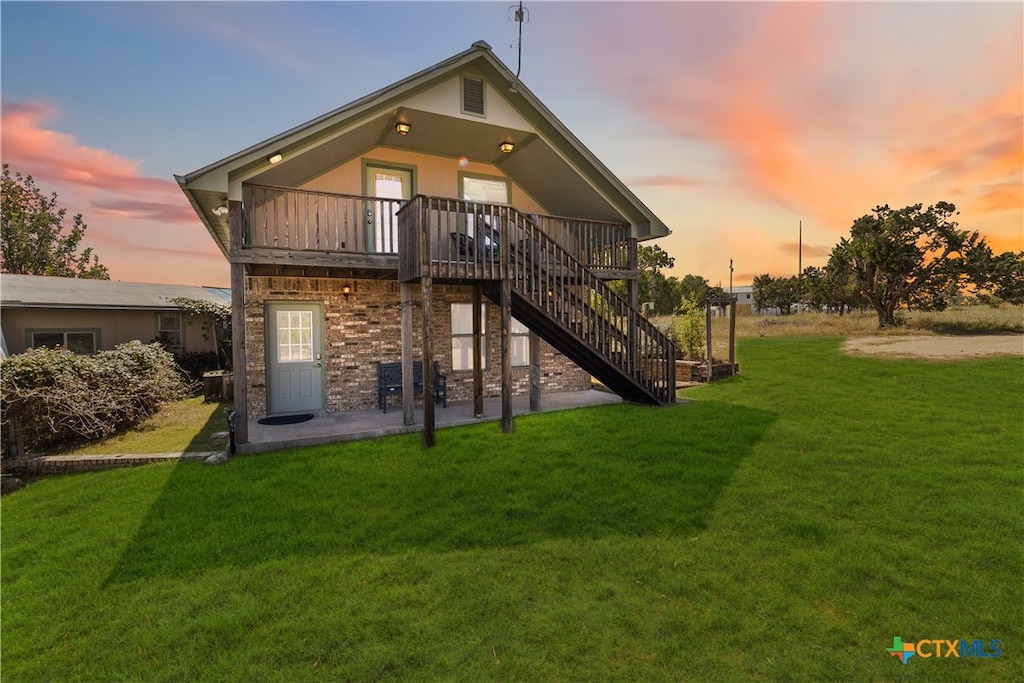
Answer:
[0, 274, 230, 310]
[177, 40, 671, 256]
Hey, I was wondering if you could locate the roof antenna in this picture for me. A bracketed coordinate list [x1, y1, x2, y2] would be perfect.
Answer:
[508, 1, 528, 92]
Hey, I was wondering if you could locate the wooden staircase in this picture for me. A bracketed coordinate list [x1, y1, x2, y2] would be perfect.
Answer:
[399, 196, 676, 405]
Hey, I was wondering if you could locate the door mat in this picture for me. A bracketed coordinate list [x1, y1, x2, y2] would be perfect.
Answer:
[258, 413, 314, 426]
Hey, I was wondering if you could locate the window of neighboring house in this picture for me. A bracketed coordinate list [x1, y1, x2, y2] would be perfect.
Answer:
[451, 303, 487, 371]
[462, 74, 485, 116]
[30, 330, 97, 355]
[511, 317, 530, 367]
[158, 311, 183, 353]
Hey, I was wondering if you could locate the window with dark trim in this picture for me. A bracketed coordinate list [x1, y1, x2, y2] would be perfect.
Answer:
[29, 330, 97, 355]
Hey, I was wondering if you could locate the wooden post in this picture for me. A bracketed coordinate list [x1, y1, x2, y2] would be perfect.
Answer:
[420, 200, 435, 447]
[705, 299, 713, 383]
[421, 275, 435, 448]
[228, 200, 248, 445]
[400, 283, 415, 426]
[500, 276, 514, 434]
[729, 299, 737, 374]
[529, 330, 541, 411]
[473, 286, 484, 417]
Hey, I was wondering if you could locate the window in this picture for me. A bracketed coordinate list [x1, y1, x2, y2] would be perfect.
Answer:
[461, 175, 509, 205]
[462, 74, 485, 115]
[511, 317, 530, 367]
[276, 310, 314, 363]
[158, 311, 182, 352]
[451, 303, 486, 371]
[30, 330, 97, 355]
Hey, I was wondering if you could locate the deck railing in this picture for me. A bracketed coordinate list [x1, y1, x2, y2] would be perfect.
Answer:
[243, 184, 633, 273]
[242, 184, 404, 254]
[398, 195, 675, 403]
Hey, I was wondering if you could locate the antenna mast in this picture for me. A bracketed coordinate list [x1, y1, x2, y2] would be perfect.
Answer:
[509, 2, 529, 91]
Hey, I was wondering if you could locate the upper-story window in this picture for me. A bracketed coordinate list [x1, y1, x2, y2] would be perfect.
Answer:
[462, 74, 485, 116]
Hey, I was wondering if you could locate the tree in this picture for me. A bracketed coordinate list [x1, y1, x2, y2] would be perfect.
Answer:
[1, 164, 109, 279]
[833, 202, 987, 328]
[167, 297, 232, 369]
[678, 273, 710, 305]
[752, 273, 799, 314]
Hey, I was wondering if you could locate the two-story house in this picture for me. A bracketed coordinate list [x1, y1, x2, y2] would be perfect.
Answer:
[177, 40, 676, 449]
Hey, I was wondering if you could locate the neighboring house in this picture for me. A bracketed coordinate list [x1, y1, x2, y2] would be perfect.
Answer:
[177, 40, 676, 447]
[0, 274, 230, 359]
[732, 286, 755, 313]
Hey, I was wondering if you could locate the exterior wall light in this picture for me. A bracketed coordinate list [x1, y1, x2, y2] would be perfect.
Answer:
[499, 141, 515, 153]
[342, 284, 352, 299]
[267, 152, 283, 164]
[395, 122, 412, 135]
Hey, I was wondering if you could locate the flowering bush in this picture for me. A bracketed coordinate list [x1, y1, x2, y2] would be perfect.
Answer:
[1, 341, 194, 455]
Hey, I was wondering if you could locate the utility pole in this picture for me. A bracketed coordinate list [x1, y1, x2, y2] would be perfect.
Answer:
[729, 258, 733, 296]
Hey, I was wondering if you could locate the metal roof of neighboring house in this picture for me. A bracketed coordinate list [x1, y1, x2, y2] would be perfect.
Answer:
[0, 274, 231, 311]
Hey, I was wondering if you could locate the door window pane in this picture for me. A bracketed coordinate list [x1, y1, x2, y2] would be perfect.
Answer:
[277, 310, 313, 363]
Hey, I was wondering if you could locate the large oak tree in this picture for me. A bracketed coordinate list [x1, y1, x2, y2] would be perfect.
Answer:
[832, 202, 987, 327]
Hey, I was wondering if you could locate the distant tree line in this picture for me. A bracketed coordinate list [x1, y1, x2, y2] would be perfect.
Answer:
[751, 202, 1023, 327]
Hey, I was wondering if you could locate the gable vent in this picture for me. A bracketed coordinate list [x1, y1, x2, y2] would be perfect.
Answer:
[462, 75, 485, 115]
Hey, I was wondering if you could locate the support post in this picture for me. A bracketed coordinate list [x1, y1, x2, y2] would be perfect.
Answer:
[421, 275, 435, 447]
[705, 299, 713, 383]
[500, 277, 514, 434]
[400, 283, 415, 426]
[529, 330, 541, 411]
[228, 200, 248, 445]
[729, 299, 737, 374]
[473, 286, 484, 417]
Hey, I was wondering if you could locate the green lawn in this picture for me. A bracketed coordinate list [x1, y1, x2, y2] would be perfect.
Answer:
[2, 337, 1021, 681]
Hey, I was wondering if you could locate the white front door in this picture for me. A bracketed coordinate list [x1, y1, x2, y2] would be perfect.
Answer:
[266, 302, 324, 414]
[366, 166, 412, 253]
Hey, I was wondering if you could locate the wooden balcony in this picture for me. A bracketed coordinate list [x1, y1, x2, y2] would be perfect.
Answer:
[238, 184, 637, 278]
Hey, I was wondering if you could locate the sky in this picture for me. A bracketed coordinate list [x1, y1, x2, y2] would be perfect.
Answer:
[2, 1, 1021, 288]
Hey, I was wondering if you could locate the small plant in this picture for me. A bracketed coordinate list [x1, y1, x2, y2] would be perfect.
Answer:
[674, 299, 705, 360]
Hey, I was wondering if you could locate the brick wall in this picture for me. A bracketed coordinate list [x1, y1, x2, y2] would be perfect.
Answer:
[244, 276, 590, 417]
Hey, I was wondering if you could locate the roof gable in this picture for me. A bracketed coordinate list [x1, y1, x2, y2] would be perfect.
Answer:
[178, 40, 670, 255]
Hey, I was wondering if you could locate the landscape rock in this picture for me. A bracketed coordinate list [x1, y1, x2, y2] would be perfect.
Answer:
[204, 452, 229, 465]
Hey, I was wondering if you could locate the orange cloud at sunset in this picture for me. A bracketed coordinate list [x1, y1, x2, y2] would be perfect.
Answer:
[1, 101, 225, 285]
[581, 3, 1022, 282]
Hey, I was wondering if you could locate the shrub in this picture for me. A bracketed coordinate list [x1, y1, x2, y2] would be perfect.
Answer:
[1, 341, 194, 456]
[674, 299, 706, 360]
[174, 351, 222, 384]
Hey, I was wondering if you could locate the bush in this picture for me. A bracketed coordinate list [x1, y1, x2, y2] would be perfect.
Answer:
[1, 341, 194, 456]
[174, 351, 222, 384]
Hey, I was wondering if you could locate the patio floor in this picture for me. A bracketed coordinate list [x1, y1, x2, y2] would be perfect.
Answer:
[238, 388, 623, 454]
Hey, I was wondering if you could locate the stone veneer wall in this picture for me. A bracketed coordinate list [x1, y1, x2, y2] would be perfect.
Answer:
[244, 276, 591, 418]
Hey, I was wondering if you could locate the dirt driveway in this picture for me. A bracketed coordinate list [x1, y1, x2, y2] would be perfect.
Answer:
[842, 334, 1024, 360]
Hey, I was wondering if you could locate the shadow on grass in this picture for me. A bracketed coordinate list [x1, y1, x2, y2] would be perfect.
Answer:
[105, 400, 775, 585]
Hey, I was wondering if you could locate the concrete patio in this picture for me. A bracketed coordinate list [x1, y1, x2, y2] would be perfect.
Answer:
[238, 388, 623, 454]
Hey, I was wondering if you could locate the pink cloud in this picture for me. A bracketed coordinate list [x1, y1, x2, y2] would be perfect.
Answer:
[583, 3, 1022, 253]
[1, 100, 196, 224]
[0, 99, 225, 285]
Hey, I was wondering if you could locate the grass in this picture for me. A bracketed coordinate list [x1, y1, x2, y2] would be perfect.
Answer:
[49, 396, 232, 455]
[667, 304, 1024, 360]
[2, 337, 1022, 681]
